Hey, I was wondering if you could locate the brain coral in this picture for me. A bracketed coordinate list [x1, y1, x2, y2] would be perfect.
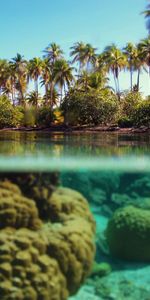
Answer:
[0, 172, 59, 220]
[106, 205, 150, 262]
[0, 178, 95, 300]
[0, 181, 41, 230]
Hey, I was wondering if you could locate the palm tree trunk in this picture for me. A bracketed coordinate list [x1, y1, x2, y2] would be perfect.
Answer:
[60, 86, 63, 105]
[137, 69, 140, 91]
[11, 89, 14, 105]
[19, 84, 24, 106]
[79, 61, 81, 75]
[35, 78, 38, 108]
[45, 84, 48, 104]
[50, 82, 54, 112]
[117, 76, 120, 94]
[113, 73, 118, 93]
[11, 78, 15, 105]
[130, 66, 133, 91]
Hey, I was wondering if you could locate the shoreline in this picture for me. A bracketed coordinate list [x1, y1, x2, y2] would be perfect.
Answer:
[0, 125, 149, 134]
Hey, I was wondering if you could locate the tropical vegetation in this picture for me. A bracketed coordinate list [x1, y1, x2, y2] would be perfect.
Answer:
[0, 5, 150, 129]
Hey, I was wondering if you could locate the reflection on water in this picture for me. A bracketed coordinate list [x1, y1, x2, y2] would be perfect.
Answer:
[0, 131, 150, 156]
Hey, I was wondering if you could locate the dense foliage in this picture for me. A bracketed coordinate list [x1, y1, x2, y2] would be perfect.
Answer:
[61, 90, 150, 127]
[62, 90, 118, 126]
[0, 5, 149, 128]
[0, 95, 23, 128]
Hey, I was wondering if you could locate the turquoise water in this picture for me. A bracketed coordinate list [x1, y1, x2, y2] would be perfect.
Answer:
[0, 131, 150, 299]
[0, 169, 150, 300]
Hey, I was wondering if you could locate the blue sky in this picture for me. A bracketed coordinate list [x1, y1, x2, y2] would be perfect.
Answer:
[0, 0, 149, 94]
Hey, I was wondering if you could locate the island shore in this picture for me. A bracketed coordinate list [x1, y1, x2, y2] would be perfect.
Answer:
[0, 125, 149, 134]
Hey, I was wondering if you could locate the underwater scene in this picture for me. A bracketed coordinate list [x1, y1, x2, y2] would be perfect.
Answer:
[0, 162, 150, 300]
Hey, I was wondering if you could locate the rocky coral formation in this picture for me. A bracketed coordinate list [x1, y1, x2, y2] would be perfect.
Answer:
[0, 181, 41, 230]
[61, 171, 120, 208]
[62, 172, 150, 215]
[106, 205, 150, 261]
[0, 228, 68, 300]
[0, 172, 59, 219]
[44, 187, 95, 227]
[0, 178, 95, 300]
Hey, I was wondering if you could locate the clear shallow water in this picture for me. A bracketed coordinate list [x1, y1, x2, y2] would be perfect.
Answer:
[0, 131, 150, 300]
[0, 130, 150, 157]
[0, 169, 150, 300]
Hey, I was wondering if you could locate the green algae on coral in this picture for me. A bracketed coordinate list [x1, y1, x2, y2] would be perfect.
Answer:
[106, 205, 150, 261]
[91, 262, 112, 278]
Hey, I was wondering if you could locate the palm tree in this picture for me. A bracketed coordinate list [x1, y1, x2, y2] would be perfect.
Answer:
[53, 59, 74, 103]
[41, 58, 52, 104]
[70, 42, 86, 73]
[10, 53, 27, 105]
[123, 43, 137, 91]
[77, 70, 109, 92]
[26, 91, 41, 107]
[28, 57, 43, 97]
[43, 43, 64, 65]
[76, 70, 91, 92]
[83, 43, 97, 71]
[132, 45, 146, 91]
[88, 72, 109, 90]
[43, 88, 59, 107]
[142, 3, 150, 33]
[43, 44, 64, 107]
[0, 60, 20, 104]
[0, 59, 9, 95]
[138, 37, 150, 77]
[95, 53, 107, 73]
[104, 44, 127, 94]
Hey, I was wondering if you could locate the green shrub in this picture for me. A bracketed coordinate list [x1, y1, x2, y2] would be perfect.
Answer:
[118, 116, 133, 128]
[0, 95, 24, 128]
[23, 107, 37, 127]
[118, 92, 142, 127]
[133, 99, 150, 127]
[61, 90, 118, 126]
[37, 106, 54, 127]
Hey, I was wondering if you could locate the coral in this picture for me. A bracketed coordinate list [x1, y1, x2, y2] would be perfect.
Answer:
[0, 179, 95, 300]
[0, 228, 68, 300]
[0, 172, 60, 219]
[106, 205, 150, 261]
[44, 187, 95, 228]
[126, 176, 150, 197]
[40, 187, 96, 294]
[61, 171, 120, 206]
[0, 181, 41, 230]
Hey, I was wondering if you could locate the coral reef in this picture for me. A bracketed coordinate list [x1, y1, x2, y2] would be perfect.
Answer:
[0, 181, 41, 230]
[0, 172, 60, 219]
[61, 172, 150, 214]
[0, 228, 68, 300]
[61, 171, 120, 208]
[106, 205, 150, 261]
[0, 178, 95, 300]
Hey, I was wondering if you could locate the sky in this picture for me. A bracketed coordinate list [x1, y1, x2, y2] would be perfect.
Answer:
[0, 0, 149, 95]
